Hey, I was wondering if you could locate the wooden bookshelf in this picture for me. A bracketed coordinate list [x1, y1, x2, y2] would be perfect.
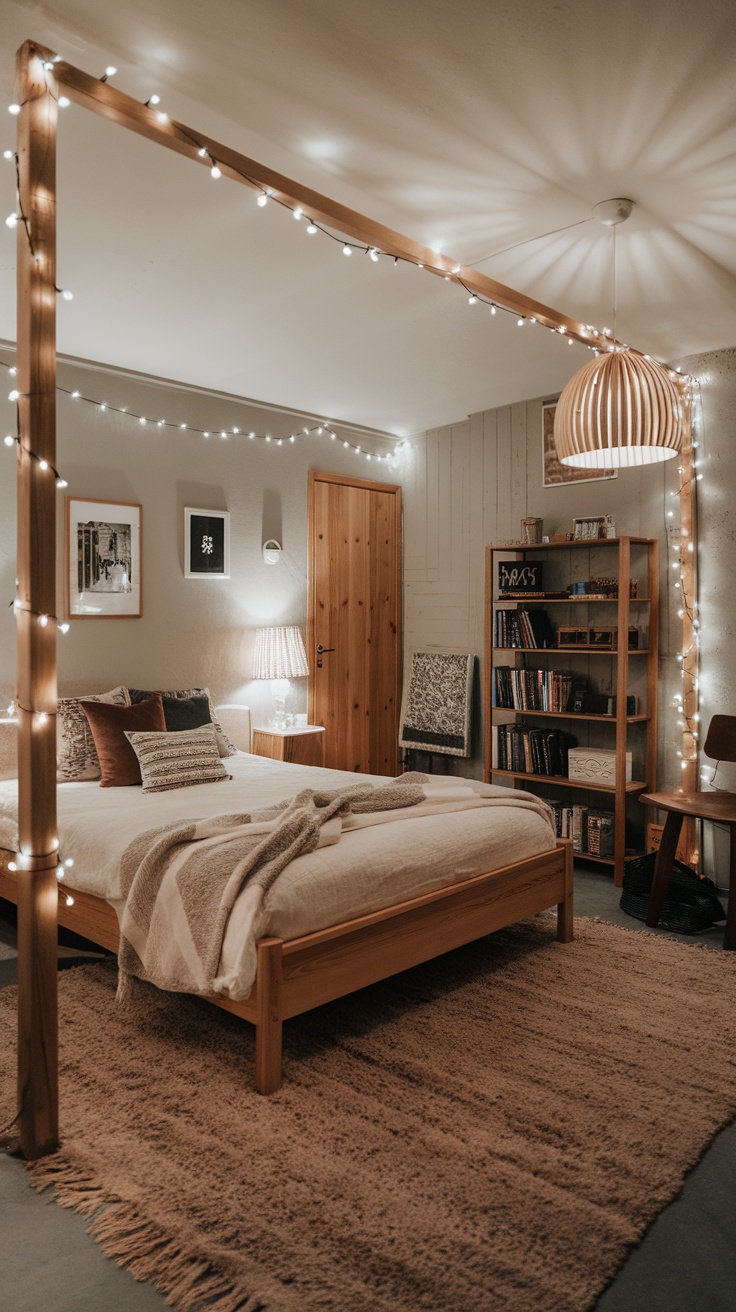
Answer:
[485, 537, 659, 886]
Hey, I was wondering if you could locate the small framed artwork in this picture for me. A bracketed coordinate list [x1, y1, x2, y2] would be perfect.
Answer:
[66, 498, 142, 618]
[184, 508, 230, 579]
[542, 401, 617, 487]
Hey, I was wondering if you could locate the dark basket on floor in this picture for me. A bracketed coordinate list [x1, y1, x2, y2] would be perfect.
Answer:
[620, 852, 726, 935]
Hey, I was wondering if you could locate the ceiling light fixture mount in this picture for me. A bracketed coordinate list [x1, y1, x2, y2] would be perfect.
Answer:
[554, 197, 684, 468]
[592, 197, 633, 227]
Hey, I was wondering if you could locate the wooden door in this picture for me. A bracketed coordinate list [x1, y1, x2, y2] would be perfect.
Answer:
[308, 471, 402, 775]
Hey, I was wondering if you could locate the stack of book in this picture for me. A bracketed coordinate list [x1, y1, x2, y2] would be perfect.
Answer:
[495, 725, 574, 776]
[549, 804, 615, 857]
[494, 608, 555, 649]
[494, 666, 573, 712]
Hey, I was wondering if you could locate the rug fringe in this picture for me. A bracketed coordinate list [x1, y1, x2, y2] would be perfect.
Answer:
[25, 1155, 267, 1312]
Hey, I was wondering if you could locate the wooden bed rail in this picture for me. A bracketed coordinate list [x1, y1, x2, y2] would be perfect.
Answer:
[2, 841, 573, 1097]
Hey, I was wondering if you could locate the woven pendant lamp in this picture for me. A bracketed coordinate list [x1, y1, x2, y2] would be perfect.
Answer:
[553, 349, 683, 468]
[554, 199, 683, 468]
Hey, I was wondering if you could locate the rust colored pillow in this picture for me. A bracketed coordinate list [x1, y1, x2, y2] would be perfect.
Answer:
[79, 693, 167, 787]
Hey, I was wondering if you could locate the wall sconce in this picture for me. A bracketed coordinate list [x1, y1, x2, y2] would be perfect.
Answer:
[262, 539, 282, 565]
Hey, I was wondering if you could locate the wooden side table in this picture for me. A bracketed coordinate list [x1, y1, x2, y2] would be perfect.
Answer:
[251, 725, 325, 767]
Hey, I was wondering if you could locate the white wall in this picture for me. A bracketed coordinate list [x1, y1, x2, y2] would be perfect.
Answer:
[0, 353, 399, 730]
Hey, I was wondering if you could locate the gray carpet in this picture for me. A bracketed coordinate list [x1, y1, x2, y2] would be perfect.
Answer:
[0, 866, 734, 1311]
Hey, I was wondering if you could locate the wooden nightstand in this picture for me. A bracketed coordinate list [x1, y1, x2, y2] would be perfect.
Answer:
[251, 725, 325, 767]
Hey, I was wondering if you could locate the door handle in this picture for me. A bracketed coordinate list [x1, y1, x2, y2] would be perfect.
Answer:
[316, 644, 335, 654]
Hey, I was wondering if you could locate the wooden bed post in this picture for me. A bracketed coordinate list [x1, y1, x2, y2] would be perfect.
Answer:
[557, 839, 574, 943]
[255, 938, 283, 1094]
[15, 40, 59, 1160]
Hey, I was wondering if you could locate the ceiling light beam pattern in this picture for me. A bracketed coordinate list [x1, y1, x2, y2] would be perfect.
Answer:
[34, 47, 620, 355]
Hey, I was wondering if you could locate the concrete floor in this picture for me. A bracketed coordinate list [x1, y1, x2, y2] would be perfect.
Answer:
[1, 867, 735, 1312]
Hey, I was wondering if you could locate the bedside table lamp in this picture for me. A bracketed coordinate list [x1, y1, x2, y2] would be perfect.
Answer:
[252, 625, 309, 729]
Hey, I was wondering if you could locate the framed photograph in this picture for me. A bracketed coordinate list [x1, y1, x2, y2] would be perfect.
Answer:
[184, 508, 230, 579]
[542, 401, 617, 487]
[66, 498, 141, 618]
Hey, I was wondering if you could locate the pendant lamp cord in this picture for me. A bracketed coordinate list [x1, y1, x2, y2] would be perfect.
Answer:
[612, 224, 618, 349]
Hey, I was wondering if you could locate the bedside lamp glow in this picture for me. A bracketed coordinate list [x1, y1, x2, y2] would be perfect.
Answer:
[252, 625, 309, 729]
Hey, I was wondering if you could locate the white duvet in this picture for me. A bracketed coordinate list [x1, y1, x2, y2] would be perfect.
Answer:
[0, 752, 557, 996]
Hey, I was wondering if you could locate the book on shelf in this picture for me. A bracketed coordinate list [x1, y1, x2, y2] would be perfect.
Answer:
[549, 804, 615, 858]
[494, 607, 556, 649]
[495, 725, 574, 776]
[493, 666, 574, 712]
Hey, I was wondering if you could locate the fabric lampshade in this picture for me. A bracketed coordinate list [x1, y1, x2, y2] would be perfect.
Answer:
[252, 626, 309, 680]
[553, 350, 683, 468]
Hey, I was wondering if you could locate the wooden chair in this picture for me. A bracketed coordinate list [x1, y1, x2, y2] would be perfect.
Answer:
[640, 715, 736, 950]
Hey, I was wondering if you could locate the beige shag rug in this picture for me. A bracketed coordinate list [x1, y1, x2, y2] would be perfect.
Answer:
[2, 916, 736, 1312]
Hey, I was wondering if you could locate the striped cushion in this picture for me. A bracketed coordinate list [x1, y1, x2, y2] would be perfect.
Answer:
[127, 688, 237, 757]
[125, 723, 231, 793]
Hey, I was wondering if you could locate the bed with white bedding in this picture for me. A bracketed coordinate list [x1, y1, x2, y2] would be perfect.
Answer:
[0, 739, 573, 1092]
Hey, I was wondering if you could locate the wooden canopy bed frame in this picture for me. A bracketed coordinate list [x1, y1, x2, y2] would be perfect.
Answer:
[1, 840, 574, 1099]
[8, 38, 692, 1161]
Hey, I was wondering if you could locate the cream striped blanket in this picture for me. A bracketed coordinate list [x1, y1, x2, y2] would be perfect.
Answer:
[117, 774, 555, 1002]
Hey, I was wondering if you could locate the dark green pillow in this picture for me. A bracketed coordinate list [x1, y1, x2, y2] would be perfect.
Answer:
[160, 692, 212, 733]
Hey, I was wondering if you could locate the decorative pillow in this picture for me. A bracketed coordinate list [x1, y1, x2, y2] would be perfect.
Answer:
[80, 694, 167, 787]
[125, 723, 231, 793]
[160, 692, 212, 733]
[127, 688, 237, 757]
[57, 686, 131, 782]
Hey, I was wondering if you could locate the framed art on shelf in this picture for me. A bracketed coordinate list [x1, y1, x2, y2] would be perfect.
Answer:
[66, 498, 142, 618]
[542, 400, 617, 487]
[185, 508, 230, 579]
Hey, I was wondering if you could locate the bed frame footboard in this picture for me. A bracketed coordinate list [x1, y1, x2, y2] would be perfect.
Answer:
[1, 840, 573, 1095]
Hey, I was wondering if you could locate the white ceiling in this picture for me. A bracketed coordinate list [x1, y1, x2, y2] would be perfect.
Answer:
[1, 0, 734, 435]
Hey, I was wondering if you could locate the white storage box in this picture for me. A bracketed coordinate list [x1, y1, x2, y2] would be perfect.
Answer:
[567, 747, 632, 785]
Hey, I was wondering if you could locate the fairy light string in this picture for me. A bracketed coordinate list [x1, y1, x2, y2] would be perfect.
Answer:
[2, 55, 690, 382]
[4, 50, 702, 844]
[1, 360, 402, 465]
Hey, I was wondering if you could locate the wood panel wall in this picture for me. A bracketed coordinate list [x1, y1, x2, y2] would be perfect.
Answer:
[402, 396, 680, 784]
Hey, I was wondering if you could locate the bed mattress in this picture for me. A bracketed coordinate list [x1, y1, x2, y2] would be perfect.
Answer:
[0, 753, 557, 996]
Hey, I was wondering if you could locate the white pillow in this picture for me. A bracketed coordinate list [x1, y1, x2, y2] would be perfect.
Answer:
[125, 723, 232, 793]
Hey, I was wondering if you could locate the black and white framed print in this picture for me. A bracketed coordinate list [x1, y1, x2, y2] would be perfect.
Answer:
[66, 498, 142, 618]
[184, 508, 230, 579]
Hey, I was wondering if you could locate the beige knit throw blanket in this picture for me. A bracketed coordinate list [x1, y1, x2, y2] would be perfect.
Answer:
[118, 776, 425, 1000]
[117, 773, 555, 1002]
